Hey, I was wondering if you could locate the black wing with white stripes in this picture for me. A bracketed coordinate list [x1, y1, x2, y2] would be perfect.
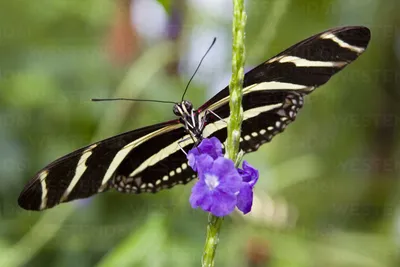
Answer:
[18, 120, 196, 210]
[200, 26, 370, 152]
[18, 26, 370, 210]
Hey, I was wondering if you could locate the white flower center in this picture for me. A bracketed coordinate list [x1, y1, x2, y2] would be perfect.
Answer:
[204, 173, 220, 190]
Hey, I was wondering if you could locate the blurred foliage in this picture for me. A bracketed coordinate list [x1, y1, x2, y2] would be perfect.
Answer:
[0, 0, 400, 266]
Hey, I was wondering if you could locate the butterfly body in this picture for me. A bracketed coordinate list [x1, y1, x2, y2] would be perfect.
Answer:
[18, 26, 371, 210]
[173, 100, 206, 142]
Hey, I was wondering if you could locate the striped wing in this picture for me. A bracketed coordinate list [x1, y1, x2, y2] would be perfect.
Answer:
[200, 26, 370, 152]
[18, 120, 196, 210]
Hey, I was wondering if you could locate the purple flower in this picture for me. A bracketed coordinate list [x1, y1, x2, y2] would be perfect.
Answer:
[187, 138, 259, 217]
[237, 161, 259, 214]
[238, 161, 259, 187]
[187, 137, 223, 171]
[189, 156, 242, 217]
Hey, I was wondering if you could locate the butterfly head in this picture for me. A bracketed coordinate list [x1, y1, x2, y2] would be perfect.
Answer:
[173, 100, 203, 139]
[173, 100, 193, 117]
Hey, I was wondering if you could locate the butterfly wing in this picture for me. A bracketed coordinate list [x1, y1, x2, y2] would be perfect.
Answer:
[18, 120, 196, 210]
[200, 26, 371, 152]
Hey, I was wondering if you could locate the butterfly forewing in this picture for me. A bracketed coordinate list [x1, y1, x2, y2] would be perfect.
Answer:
[200, 26, 370, 151]
[18, 120, 190, 210]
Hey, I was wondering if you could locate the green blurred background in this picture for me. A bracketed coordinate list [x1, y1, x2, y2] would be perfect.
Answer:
[1, 0, 399, 266]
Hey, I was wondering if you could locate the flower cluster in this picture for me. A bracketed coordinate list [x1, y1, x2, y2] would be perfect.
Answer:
[188, 137, 259, 217]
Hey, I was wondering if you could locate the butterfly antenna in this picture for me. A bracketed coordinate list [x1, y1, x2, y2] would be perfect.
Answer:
[91, 98, 176, 105]
[181, 37, 216, 101]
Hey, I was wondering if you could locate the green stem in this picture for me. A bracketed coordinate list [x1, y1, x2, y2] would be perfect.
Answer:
[201, 1, 246, 266]
[227, 0, 246, 161]
[201, 214, 224, 266]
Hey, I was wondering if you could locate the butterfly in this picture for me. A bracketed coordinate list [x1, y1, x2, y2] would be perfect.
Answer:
[18, 26, 371, 210]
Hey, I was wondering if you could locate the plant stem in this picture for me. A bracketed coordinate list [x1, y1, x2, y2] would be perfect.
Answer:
[227, 0, 246, 161]
[201, 0, 246, 266]
[201, 214, 224, 267]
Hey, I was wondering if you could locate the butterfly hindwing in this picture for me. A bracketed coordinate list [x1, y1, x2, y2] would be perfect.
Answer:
[109, 126, 196, 194]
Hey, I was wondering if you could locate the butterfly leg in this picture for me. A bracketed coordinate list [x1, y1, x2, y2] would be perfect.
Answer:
[183, 118, 200, 148]
[177, 135, 194, 156]
[204, 109, 227, 124]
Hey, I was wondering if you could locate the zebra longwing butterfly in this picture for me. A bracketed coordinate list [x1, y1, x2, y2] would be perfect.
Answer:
[18, 26, 371, 210]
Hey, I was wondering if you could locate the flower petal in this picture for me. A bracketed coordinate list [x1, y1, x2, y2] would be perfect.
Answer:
[200, 138, 221, 159]
[195, 154, 214, 177]
[188, 137, 223, 161]
[236, 182, 253, 214]
[238, 160, 259, 186]
[208, 190, 237, 217]
[187, 138, 222, 171]
[189, 179, 209, 208]
[189, 181, 237, 216]
[208, 137, 223, 158]
[187, 150, 215, 172]
[187, 152, 197, 171]
[211, 157, 242, 194]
